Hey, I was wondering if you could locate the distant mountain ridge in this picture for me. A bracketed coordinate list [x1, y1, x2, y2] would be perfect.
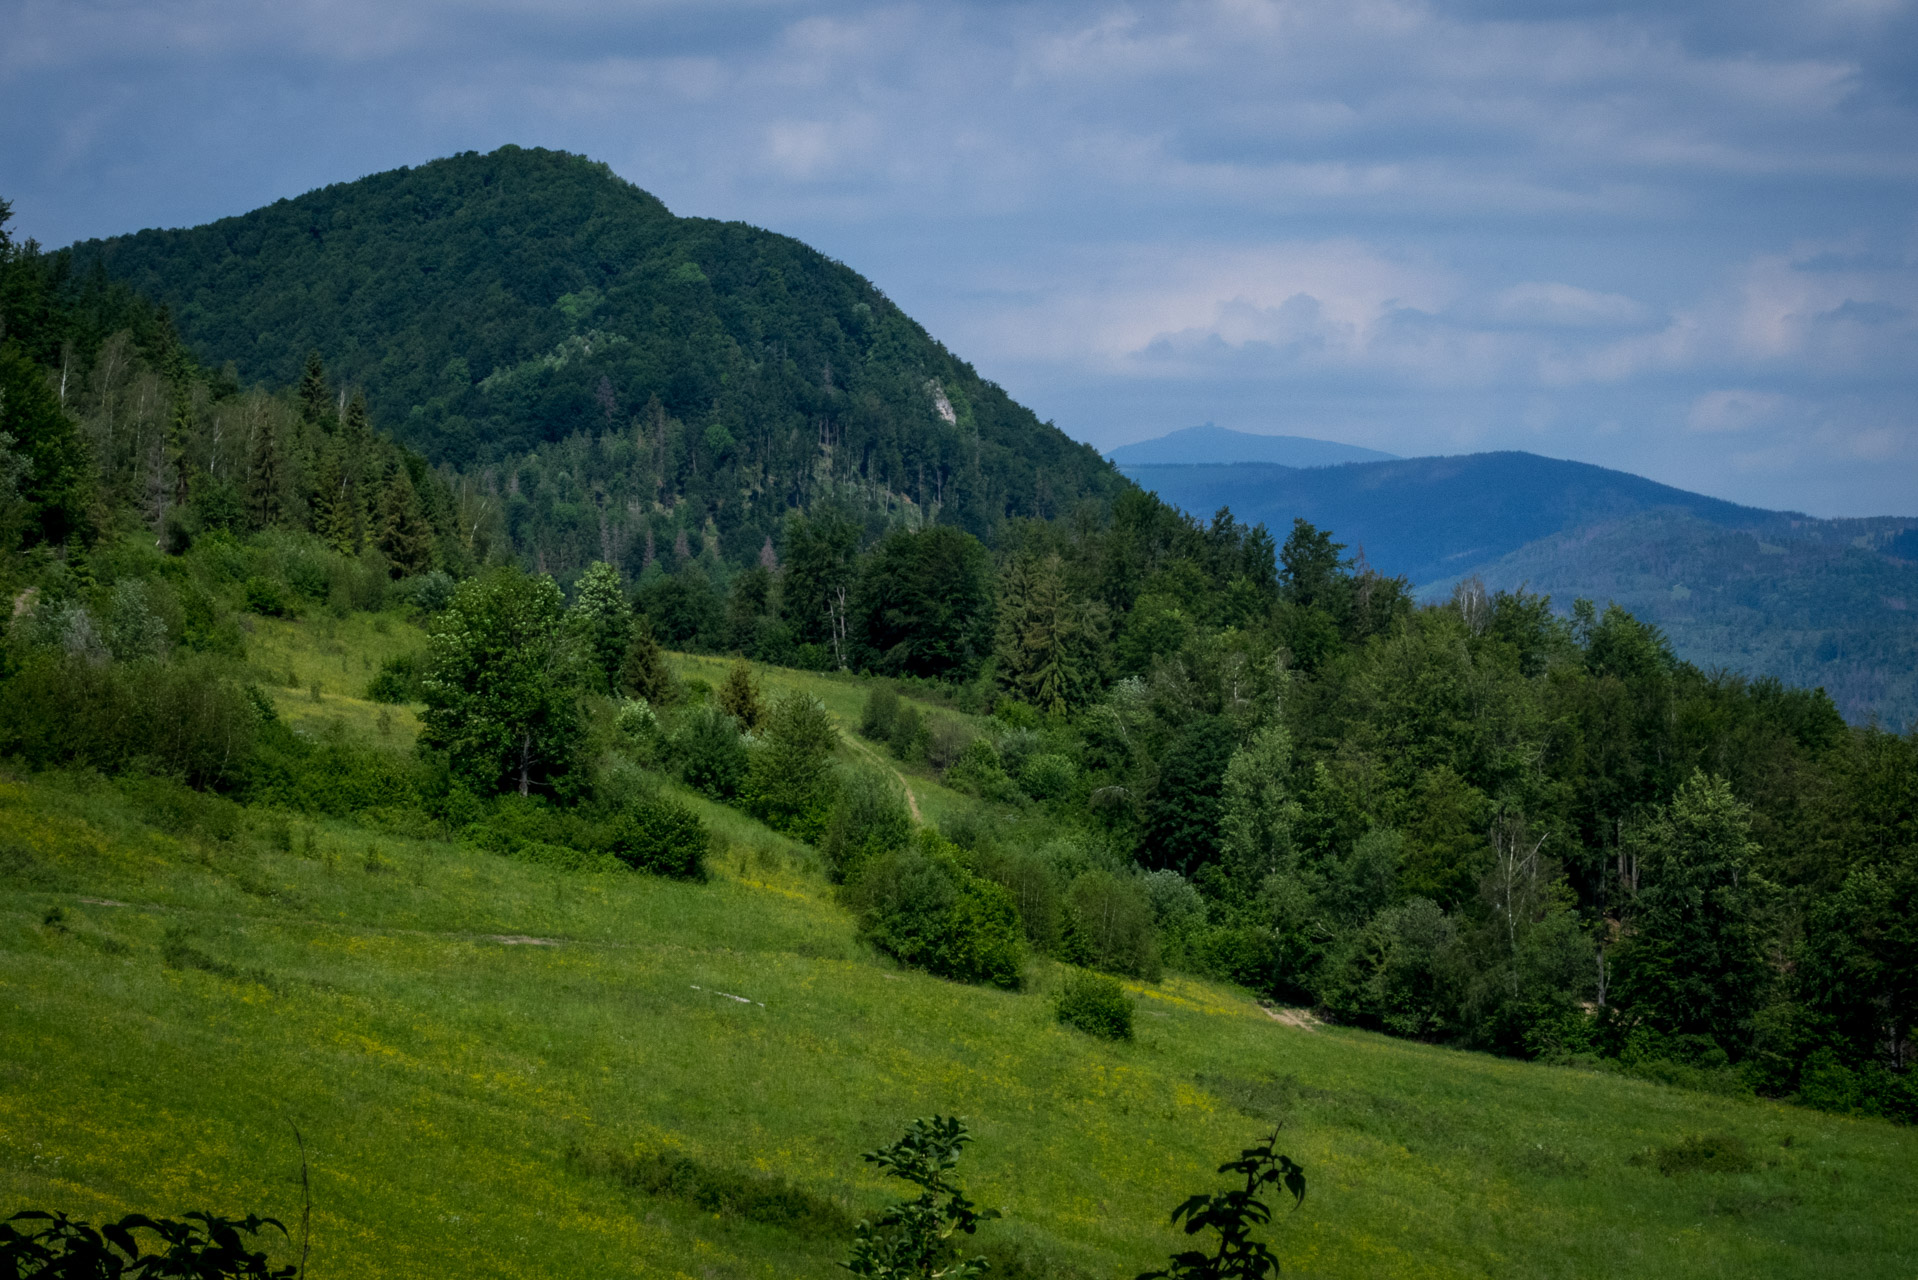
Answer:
[1108, 425, 1396, 467]
[1123, 452, 1918, 726]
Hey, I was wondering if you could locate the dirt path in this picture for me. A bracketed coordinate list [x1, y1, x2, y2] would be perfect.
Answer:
[842, 731, 924, 823]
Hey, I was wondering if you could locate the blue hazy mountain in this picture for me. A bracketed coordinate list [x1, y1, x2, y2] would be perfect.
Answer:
[1106, 424, 1397, 467]
[1119, 452, 1770, 584]
[1122, 452, 1918, 726]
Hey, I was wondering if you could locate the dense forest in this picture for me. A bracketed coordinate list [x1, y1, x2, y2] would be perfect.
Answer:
[69, 146, 1120, 575]
[2, 187, 1914, 1128]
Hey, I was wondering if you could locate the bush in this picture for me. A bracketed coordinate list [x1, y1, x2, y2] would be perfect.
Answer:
[822, 766, 913, 881]
[1019, 752, 1077, 801]
[1062, 871, 1161, 980]
[364, 652, 424, 703]
[0, 651, 261, 791]
[1054, 969, 1133, 1040]
[860, 683, 901, 741]
[241, 576, 291, 617]
[608, 797, 710, 879]
[1636, 1133, 1755, 1176]
[849, 835, 1024, 989]
[670, 704, 749, 799]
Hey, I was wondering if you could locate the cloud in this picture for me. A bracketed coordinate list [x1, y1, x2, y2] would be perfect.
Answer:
[1687, 389, 1791, 433]
[1, 0, 1914, 514]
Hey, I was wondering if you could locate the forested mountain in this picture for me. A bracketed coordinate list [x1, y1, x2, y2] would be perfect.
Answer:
[1125, 455, 1918, 726]
[71, 146, 1119, 569]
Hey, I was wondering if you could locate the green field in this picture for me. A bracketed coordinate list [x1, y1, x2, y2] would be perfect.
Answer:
[3, 633, 1915, 1278]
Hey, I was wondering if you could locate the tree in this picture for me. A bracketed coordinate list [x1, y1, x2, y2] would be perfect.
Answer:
[747, 692, 840, 841]
[619, 613, 678, 706]
[783, 510, 860, 668]
[853, 525, 994, 679]
[1611, 770, 1768, 1060]
[995, 553, 1100, 714]
[1139, 1134, 1305, 1280]
[1142, 716, 1237, 879]
[716, 659, 764, 732]
[0, 343, 92, 548]
[1278, 519, 1346, 611]
[245, 414, 284, 531]
[842, 1116, 998, 1279]
[567, 560, 630, 693]
[377, 463, 436, 576]
[297, 350, 332, 429]
[419, 569, 579, 796]
[1220, 722, 1300, 885]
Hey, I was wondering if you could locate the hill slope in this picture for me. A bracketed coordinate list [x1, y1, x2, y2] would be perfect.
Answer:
[1123, 454, 1918, 725]
[1108, 426, 1397, 467]
[4, 646, 1916, 1279]
[70, 146, 1120, 544]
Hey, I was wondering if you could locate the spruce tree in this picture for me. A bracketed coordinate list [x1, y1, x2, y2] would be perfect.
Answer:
[245, 415, 283, 530]
[377, 463, 435, 576]
[298, 351, 333, 429]
[619, 613, 677, 706]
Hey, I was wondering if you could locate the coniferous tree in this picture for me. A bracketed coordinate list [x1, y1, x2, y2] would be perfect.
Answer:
[165, 387, 192, 516]
[245, 415, 284, 530]
[377, 463, 435, 576]
[619, 613, 677, 706]
[298, 351, 332, 429]
[995, 553, 1098, 714]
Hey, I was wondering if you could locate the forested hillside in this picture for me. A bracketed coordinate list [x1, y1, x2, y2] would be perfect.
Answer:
[1126, 456, 1918, 726]
[69, 146, 1119, 572]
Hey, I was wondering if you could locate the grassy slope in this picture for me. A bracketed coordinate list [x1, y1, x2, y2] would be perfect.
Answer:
[3, 630, 1915, 1279]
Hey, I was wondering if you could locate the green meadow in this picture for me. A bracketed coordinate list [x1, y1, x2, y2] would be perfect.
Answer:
[2, 631, 1914, 1278]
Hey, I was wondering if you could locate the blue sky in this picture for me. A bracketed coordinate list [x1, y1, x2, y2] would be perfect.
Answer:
[5, 0, 1916, 516]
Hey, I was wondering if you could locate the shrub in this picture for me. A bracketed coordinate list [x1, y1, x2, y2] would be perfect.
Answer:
[944, 737, 1019, 802]
[1062, 871, 1161, 980]
[1640, 1133, 1755, 1176]
[849, 835, 1024, 989]
[1054, 969, 1133, 1041]
[573, 1147, 852, 1239]
[1019, 752, 1077, 801]
[0, 651, 261, 791]
[887, 701, 926, 762]
[608, 797, 710, 879]
[0, 1209, 298, 1279]
[364, 652, 423, 703]
[242, 576, 291, 617]
[925, 716, 975, 772]
[671, 704, 749, 799]
[860, 683, 900, 741]
[821, 766, 913, 881]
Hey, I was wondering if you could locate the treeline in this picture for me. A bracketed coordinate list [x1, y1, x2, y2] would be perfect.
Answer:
[616, 489, 1915, 1122]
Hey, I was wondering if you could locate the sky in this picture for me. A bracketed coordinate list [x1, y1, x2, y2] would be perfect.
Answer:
[4, 0, 1917, 517]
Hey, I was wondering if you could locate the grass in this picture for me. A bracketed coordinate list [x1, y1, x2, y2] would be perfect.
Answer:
[244, 611, 429, 749]
[4, 763, 1916, 1279]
